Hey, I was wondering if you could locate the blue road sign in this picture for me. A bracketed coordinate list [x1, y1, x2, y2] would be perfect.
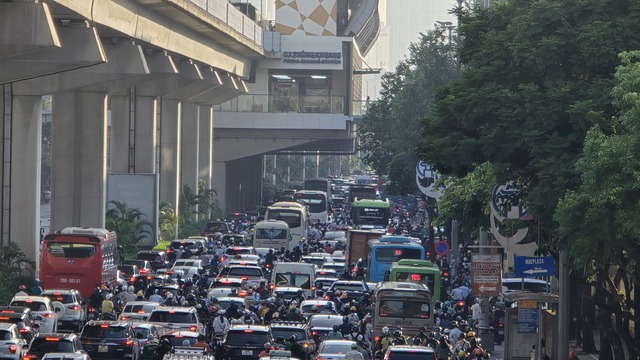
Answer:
[435, 241, 449, 256]
[514, 256, 555, 277]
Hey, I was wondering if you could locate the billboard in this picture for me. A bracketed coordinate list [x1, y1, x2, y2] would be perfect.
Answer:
[471, 254, 502, 296]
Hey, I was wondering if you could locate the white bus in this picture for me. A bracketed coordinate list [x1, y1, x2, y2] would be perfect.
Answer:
[294, 190, 330, 224]
[253, 220, 290, 252]
[264, 201, 310, 250]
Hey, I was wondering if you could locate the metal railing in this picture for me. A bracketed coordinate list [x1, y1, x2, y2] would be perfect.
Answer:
[215, 94, 345, 114]
[352, 99, 373, 116]
[187, 0, 265, 45]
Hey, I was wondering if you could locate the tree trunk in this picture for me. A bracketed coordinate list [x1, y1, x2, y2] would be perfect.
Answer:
[581, 287, 597, 353]
[599, 329, 613, 360]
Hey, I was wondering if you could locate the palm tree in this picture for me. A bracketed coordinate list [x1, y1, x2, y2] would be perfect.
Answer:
[105, 200, 153, 259]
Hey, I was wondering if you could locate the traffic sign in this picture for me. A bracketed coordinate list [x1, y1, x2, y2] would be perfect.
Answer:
[471, 254, 502, 296]
[435, 241, 450, 256]
[514, 256, 555, 277]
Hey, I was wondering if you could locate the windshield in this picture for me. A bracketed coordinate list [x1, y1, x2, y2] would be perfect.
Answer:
[204, 223, 227, 232]
[46, 242, 96, 258]
[256, 228, 288, 239]
[388, 351, 433, 360]
[29, 339, 74, 354]
[41, 293, 76, 304]
[137, 253, 162, 262]
[294, 193, 327, 213]
[271, 329, 306, 342]
[148, 311, 196, 323]
[309, 316, 343, 328]
[164, 336, 196, 347]
[320, 342, 353, 354]
[331, 283, 366, 292]
[396, 272, 436, 292]
[267, 210, 302, 228]
[9, 301, 47, 312]
[378, 299, 431, 319]
[82, 326, 126, 338]
[375, 248, 422, 262]
[227, 268, 263, 278]
[353, 206, 390, 225]
[122, 304, 156, 314]
[274, 273, 311, 289]
[225, 332, 270, 346]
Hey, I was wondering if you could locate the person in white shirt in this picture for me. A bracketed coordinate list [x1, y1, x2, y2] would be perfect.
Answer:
[470, 298, 483, 330]
[449, 323, 462, 344]
[15, 285, 28, 297]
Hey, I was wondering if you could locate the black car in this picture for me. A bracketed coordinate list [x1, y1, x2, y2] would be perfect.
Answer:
[0, 306, 38, 342]
[201, 221, 233, 237]
[307, 314, 344, 340]
[268, 320, 315, 359]
[223, 324, 273, 360]
[327, 281, 370, 302]
[80, 320, 140, 360]
[24, 333, 88, 360]
[136, 250, 172, 271]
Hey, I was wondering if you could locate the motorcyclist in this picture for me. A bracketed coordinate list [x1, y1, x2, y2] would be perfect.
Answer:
[286, 335, 306, 360]
[192, 333, 212, 353]
[154, 338, 172, 360]
[392, 329, 407, 345]
[327, 325, 344, 340]
[380, 327, 394, 359]
[413, 326, 430, 346]
[101, 293, 115, 319]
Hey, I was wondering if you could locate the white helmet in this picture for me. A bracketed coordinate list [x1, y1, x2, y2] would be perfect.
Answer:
[105, 293, 113, 300]
[382, 326, 390, 335]
[166, 293, 174, 299]
[127, 286, 135, 293]
[444, 328, 451, 334]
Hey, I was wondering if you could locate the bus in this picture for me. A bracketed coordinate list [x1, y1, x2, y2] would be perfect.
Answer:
[372, 282, 433, 342]
[294, 190, 330, 224]
[39, 227, 119, 298]
[388, 259, 442, 301]
[253, 219, 290, 252]
[348, 185, 377, 203]
[264, 202, 310, 250]
[304, 178, 331, 196]
[366, 236, 425, 282]
[351, 198, 390, 229]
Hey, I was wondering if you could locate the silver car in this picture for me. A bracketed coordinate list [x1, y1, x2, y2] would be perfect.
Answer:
[0, 322, 27, 360]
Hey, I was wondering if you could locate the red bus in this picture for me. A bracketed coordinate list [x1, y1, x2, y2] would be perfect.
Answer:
[39, 227, 119, 298]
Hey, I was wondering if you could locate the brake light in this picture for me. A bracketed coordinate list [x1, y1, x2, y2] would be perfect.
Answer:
[324, 296, 329, 300]
[312, 286, 316, 292]
[130, 277, 136, 282]
[221, 256, 226, 262]
[190, 326, 197, 332]
[120, 316, 128, 320]
[19, 329, 29, 333]
[181, 241, 186, 244]
[265, 264, 271, 268]
[168, 310, 175, 314]
[146, 276, 153, 280]
[138, 310, 146, 314]
[42, 313, 54, 318]
[498, 323, 504, 328]
[45, 337, 61, 341]
[239, 291, 247, 297]
[67, 305, 79, 311]
[312, 331, 317, 335]
[101, 324, 110, 328]
[23, 356, 37, 360]
[458, 301, 465, 307]
[1, 310, 14, 314]
[241, 277, 248, 280]
[9, 345, 17, 353]
[243, 329, 253, 333]
[175, 334, 183, 338]
[0, 316, 9, 320]
[126, 340, 134, 346]
[25, 300, 33, 303]
[269, 284, 275, 290]
[140, 269, 149, 274]
[294, 272, 301, 275]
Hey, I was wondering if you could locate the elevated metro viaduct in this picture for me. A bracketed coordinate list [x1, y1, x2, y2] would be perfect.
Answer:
[0, 0, 375, 264]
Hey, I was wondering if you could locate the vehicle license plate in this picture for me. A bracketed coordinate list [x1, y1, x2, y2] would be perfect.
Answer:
[242, 350, 253, 356]
[99, 345, 109, 352]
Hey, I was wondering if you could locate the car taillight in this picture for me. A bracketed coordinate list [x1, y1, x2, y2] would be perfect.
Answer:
[19, 329, 29, 333]
[374, 336, 380, 342]
[42, 313, 54, 318]
[126, 340, 134, 346]
[498, 323, 504, 328]
[120, 316, 128, 320]
[458, 301, 465, 307]
[9, 345, 17, 353]
[190, 326, 197, 332]
[241, 277, 248, 280]
[23, 355, 37, 360]
[67, 305, 79, 311]
[312, 331, 317, 335]
[140, 269, 149, 274]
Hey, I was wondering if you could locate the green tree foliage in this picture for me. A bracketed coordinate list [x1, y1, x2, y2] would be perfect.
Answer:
[0, 243, 35, 304]
[418, 0, 640, 247]
[105, 201, 153, 259]
[158, 201, 177, 242]
[359, 28, 459, 195]
[177, 180, 223, 238]
[556, 51, 640, 359]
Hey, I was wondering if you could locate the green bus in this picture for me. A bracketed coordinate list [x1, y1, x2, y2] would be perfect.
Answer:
[388, 259, 443, 301]
[351, 198, 390, 229]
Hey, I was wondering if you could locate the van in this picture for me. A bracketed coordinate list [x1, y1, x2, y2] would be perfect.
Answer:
[271, 262, 316, 298]
[253, 220, 291, 251]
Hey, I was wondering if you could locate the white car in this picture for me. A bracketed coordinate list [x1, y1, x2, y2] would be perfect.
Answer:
[9, 296, 61, 333]
[316, 340, 356, 360]
[0, 323, 27, 360]
[118, 301, 160, 321]
[219, 265, 266, 288]
[40, 289, 86, 332]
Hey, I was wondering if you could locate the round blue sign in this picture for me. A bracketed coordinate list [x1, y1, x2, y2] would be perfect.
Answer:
[435, 241, 450, 255]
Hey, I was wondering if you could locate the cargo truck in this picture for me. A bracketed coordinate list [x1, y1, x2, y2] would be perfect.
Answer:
[345, 229, 384, 267]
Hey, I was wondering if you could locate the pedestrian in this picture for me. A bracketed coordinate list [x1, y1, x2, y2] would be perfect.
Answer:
[15, 285, 28, 297]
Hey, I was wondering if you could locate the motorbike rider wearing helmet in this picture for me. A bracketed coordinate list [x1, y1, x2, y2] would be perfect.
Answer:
[192, 333, 212, 353]
[413, 326, 430, 346]
[392, 328, 407, 345]
[380, 326, 394, 359]
[286, 335, 306, 360]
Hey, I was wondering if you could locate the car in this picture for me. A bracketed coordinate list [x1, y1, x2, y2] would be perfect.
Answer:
[301, 255, 332, 268]
[268, 320, 315, 359]
[118, 264, 140, 279]
[144, 284, 181, 302]
[135, 250, 171, 271]
[118, 301, 160, 321]
[322, 231, 347, 241]
[315, 269, 338, 279]
[254, 248, 277, 258]
[307, 315, 344, 340]
[0, 322, 27, 360]
[314, 340, 356, 360]
[79, 320, 140, 360]
[123, 260, 152, 275]
[41, 353, 91, 360]
[210, 277, 247, 290]
[40, 289, 87, 332]
[327, 281, 370, 301]
[383, 345, 436, 360]
[130, 274, 172, 293]
[169, 239, 206, 257]
[146, 307, 204, 334]
[299, 301, 338, 317]
[217, 265, 266, 288]
[321, 263, 346, 273]
[170, 266, 200, 279]
[314, 278, 337, 292]
[201, 221, 234, 237]
[128, 322, 161, 354]
[207, 287, 242, 300]
[158, 330, 200, 347]
[272, 286, 304, 301]
[172, 259, 205, 270]
[23, 333, 88, 360]
[223, 247, 258, 258]
[215, 297, 247, 311]
[223, 324, 273, 360]
[9, 296, 61, 333]
[226, 212, 249, 223]
[0, 306, 38, 342]
[227, 259, 261, 268]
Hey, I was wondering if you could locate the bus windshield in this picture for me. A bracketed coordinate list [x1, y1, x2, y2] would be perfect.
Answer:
[353, 206, 389, 226]
[267, 210, 302, 228]
[256, 228, 288, 239]
[46, 242, 96, 258]
[375, 248, 422, 262]
[294, 193, 326, 213]
[378, 299, 431, 319]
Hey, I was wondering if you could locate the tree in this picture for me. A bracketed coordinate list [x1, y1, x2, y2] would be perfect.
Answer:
[556, 51, 640, 359]
[359, 27, 459, 194]
[105, 200, 153, 259]
[177, 181, 223, 238]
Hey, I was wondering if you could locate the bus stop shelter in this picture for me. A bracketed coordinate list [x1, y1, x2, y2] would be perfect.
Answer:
[501, 291, 559, 360]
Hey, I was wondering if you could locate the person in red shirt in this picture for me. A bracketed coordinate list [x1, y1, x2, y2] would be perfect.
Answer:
[568, 346, 580, 360]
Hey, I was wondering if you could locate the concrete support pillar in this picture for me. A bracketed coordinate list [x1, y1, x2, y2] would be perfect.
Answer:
[198, 105, 213, 189]
[159, 99, 181, 211]
[0, 85, 6, 245]
[212, 161, 226, 213]
[51, 91, 108, 230]
[181, 102, 199, 192]
[8, 95, 42, 264]
[110, 92, 131, 173]
[134, 95, 157, 174]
